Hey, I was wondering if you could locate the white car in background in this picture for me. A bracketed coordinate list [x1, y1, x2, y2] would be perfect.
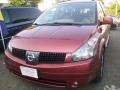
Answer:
[111, 16, 119, 29]
[118, 17, 120, 26]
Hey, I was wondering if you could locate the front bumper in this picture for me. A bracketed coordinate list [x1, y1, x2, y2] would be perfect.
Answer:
[4, 50, 98, 88]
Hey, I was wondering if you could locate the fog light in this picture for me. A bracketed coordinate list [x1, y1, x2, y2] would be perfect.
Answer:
[72, 81, 78, 88]
[74, 81, 78, 85]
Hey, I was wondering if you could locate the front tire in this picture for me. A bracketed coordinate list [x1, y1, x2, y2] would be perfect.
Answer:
[93, 51, 104, 83]
[105, 33, 110, 47]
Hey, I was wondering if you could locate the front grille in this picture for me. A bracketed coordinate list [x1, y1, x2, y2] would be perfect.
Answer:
[12, 48, 66, 64]
[39, 52, 66, 63]
[12, 48, 26, 60]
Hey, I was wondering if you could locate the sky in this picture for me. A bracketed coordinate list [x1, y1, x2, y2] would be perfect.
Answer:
[0, 0, 9, 3]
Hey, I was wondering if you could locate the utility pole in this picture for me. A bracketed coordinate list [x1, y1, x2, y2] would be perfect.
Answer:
[116, 0, 118, 16]
[0, 26, 6, 50]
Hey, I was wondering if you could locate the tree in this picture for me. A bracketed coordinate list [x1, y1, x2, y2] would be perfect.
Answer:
[10, 0, 28, 6]
[107, 3, 120, 16]
[10, 0, 41, 7]
[99, 0, 104, 4]
[28, 0, 41, 7]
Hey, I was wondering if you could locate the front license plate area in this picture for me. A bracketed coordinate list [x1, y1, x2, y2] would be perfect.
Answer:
[20, 66, 38, 79]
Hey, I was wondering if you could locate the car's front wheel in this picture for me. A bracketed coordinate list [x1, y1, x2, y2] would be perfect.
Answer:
[93, 50, 104, 83]
[105, 33, 110, 47]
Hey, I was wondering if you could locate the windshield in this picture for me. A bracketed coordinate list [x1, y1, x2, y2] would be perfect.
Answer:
[34, 2, 96, 25]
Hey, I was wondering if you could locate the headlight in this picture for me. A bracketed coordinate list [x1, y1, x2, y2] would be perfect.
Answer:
[7, 42, 12, 52]
[72, 33, 100, 61]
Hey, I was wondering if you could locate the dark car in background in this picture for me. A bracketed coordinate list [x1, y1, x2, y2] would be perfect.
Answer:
[0, 7, 41, 49]
[1, 7, 41, 35]
[5, 0, 112, 88]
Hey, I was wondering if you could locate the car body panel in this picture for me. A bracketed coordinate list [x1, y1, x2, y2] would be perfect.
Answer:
[5, 50, 98, 87]
[11, 25, 96, 53]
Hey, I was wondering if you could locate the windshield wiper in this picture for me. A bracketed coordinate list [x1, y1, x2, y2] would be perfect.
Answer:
[33, 22, 82, 26]
[33, 23, 55, 26]
[33, 23, 41, 26]
[52, 22, 81, 25]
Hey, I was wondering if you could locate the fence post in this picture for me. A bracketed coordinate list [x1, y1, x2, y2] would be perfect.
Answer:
[0, 26, 6, 50]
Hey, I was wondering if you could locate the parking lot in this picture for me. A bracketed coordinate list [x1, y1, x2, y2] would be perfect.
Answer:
[0, 27, 120, 90]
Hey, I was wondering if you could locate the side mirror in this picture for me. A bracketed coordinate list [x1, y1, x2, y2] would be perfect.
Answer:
[103, 16, 113, 25]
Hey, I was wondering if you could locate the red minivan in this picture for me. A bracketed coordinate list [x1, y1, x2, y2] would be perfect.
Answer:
[4, 0, 112, 88]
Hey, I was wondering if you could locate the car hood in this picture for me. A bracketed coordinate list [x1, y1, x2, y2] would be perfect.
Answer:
[12, 25, 97, 53]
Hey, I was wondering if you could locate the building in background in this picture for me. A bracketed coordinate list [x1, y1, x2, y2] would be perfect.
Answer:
[38, 0, 56, 11]
[0, 0, 9, 8]
[38, 0, 70, 11]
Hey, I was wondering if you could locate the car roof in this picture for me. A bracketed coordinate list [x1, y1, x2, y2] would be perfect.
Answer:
[61, 0, 97, 3]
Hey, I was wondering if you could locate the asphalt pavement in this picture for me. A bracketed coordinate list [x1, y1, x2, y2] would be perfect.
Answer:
[0, 27, 120, 90]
